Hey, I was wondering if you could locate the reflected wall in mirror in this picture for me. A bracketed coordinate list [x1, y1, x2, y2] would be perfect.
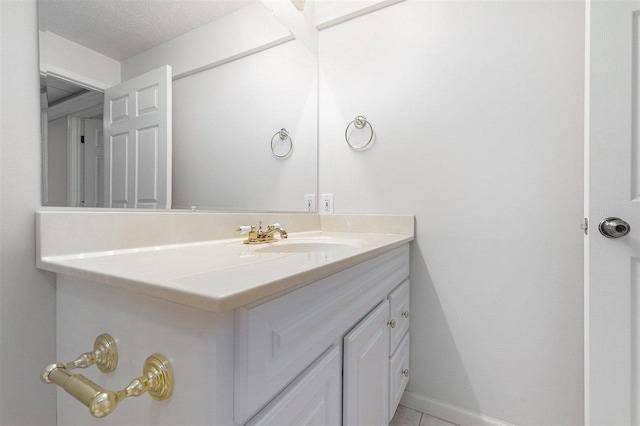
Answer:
[38, 0, 318, 212]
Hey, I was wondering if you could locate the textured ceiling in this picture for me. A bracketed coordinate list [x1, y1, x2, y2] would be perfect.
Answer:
[39, 0, 254, 61]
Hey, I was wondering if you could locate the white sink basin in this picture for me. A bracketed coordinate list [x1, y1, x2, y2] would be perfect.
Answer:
[254, 240, 360, 254]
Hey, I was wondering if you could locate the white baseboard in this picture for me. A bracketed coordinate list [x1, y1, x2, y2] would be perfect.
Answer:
[400, 391, 515, 426]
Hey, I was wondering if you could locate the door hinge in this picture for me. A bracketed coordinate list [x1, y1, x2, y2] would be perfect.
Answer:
[581, 217, 588, 235]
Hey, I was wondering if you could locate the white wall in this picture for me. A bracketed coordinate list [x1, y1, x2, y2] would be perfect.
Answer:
[0, 0, 57, 424]
[172, 40, 317, 211]
[44, 117, 68, 206]
[39, 31, 120, 90]
[318, 1, 584, 424]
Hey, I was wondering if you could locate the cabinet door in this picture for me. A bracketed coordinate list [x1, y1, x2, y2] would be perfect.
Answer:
[343, 300, 390, 426]
[388, 280, 410, 353]
[247, 345, 341, 426]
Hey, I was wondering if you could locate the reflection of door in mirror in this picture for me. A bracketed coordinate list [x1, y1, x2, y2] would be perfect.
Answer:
[103, 65, 172, 209]
[41, 66, 172, 208]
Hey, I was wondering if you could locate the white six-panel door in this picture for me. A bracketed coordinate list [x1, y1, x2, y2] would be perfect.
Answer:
[103, 65, 172, 208]
[587, 1, 640, 424]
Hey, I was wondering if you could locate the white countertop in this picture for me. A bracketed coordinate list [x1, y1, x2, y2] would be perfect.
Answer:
[38, 230, 413, 312]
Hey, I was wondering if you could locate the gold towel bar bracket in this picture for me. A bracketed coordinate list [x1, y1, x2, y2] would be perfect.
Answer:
[41, 333, 118, 381]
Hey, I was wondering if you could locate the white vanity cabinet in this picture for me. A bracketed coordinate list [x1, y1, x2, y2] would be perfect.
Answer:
[52, 244, 410, 426]
[235, 244, 410, 424]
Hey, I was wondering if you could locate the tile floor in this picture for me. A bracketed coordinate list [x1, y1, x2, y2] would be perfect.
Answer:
[390, 405, 459, 426]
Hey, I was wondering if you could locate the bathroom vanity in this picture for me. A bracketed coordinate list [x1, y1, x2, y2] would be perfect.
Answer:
[37, 212, 413, 425]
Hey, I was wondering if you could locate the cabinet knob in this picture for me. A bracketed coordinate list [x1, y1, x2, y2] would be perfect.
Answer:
[401, 368, 409, 377]
[387, 319, 396, 328]
[402, 310, 409, 318]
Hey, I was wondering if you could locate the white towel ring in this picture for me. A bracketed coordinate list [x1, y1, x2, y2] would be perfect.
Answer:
[271, 128, 293, 159]
[345, 115, 374, 151]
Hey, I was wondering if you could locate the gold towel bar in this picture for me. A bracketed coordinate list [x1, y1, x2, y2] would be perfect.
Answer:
[40, 334, 173, 418]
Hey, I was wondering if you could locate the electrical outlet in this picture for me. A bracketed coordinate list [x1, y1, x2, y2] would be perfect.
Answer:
[321, 194, 333, 214]
[304, 194, 316, 212]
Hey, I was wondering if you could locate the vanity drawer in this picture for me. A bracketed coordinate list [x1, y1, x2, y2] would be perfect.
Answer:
[234, 245, 410, 424]
[388, 279, 410, 354]
[389, 331, 410, 422]
[246, 345, 341, 426]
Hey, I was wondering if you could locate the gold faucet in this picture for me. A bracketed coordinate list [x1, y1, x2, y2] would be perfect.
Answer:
[237, 222, 288, 244]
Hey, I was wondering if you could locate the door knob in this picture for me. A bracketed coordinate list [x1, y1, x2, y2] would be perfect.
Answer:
[598, 217, 631, 239]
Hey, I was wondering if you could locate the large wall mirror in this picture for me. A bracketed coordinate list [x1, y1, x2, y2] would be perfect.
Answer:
[38, 0, 318, 212]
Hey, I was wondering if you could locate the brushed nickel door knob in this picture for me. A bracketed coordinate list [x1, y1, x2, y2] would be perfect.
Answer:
[598, 217, 631, 238]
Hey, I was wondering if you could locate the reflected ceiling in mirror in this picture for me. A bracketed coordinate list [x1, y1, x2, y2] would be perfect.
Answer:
[38, 0, 318, 212]
[39, 0, 254, 61]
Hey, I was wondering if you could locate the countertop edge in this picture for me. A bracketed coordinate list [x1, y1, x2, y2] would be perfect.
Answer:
[39, 235, 414, 313]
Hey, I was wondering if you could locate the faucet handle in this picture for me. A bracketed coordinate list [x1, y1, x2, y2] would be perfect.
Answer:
[237, 225, 252, 235]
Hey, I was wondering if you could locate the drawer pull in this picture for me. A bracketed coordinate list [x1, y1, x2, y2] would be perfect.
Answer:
[402, 311, 409, 318]
[387, 319, 396, 328]
[401, 368, 409, 377]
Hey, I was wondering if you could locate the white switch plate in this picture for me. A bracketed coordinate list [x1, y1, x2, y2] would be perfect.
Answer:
[304, 194, 316, 212]
[321, 194, 333, 214]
